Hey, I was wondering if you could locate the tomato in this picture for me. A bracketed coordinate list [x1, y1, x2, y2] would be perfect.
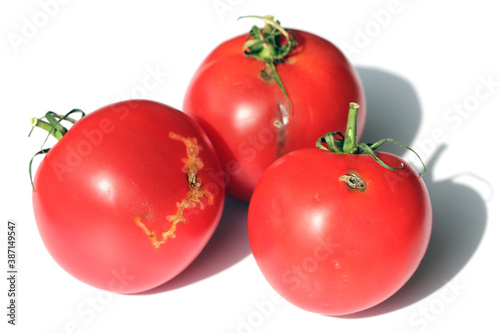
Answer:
[31, 100, 224, 293]
[247, 103, 432, 315]
[183, 16, 365, 201]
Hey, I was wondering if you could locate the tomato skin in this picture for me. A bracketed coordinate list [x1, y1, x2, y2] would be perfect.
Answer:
[248, 149, 432, 315]
[32, 100, 224, 293]
[183, 29, 365, 201]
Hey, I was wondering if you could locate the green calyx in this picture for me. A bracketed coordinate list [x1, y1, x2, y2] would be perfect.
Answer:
[28, 109, 85, 189]
[316, 103, 426, 176]
[239, 15, 297, 115]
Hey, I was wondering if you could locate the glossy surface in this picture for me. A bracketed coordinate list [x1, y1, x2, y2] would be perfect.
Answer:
[248, 149, 432, 315]
[183, 29, 366, 201]
[32, 100, 225, 293]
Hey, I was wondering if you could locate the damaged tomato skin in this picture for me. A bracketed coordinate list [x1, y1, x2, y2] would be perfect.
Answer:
[183, 29, 365, 201]
[248, 149, 432, 315]
[32, 100, 225, 293]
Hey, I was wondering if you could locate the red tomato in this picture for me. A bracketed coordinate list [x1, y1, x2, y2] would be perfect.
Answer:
[183, 18, 365, 201]
[248, 104, 431, 315]
[31, 100, 224, 293]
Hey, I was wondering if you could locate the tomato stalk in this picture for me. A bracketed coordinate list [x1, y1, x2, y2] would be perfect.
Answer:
[316, 103, 426, 176]
[239, 15, 297, 118]
[28, 109, 85, 189]
[30, 117, 65, 140]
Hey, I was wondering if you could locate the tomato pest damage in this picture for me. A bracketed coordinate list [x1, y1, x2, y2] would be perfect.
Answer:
[30, 100, 224, 293]
[183, 15, 365, 201]
[135, 132, 214, 249]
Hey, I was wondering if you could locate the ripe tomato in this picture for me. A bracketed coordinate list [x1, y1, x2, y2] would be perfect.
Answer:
[31, 100, 224, 293]
[183, 16, 365, 201]
[248, 103, 431, 315]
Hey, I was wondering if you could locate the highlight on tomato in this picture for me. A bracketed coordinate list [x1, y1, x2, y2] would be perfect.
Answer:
[29, 100, 225, 293]
[183, 15, 366, 201]
[248, 103, 432, 316]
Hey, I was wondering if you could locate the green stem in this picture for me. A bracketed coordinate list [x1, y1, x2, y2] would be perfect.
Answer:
[239, 15, 297, 115]
[342, 103, 360, 153]
[29, 109, 86, 190]
[30, 117, 64, 140]
[29, 109, 85, 142]
[316, 102, 427, 176]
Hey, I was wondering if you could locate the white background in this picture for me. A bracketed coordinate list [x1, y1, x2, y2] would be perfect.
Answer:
[1, 0, 499, 332]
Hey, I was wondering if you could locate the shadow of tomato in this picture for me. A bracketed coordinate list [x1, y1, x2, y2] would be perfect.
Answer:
[356, 66, 422, 156]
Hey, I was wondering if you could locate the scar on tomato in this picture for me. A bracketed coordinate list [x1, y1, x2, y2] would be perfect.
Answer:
[135, 132, 214, 249]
